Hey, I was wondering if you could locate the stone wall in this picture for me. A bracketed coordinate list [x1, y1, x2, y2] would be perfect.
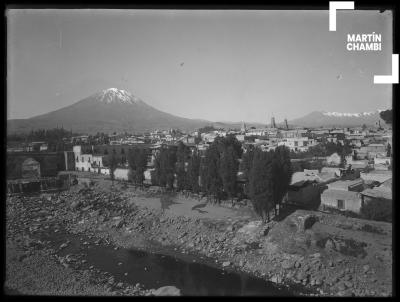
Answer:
[7, 152, 65, 180]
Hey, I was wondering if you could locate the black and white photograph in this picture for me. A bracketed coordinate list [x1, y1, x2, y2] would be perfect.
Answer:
[5, 3, 395, 297]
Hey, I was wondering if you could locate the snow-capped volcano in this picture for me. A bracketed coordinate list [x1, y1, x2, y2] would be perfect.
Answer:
[289, 110, 387, 128]
[93, 88, 143, 104]
[322, 110, 383, 118]
[7, 88, 210, 134]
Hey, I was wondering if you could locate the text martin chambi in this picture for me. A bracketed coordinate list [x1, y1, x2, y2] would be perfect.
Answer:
[347, 33, 382, 51]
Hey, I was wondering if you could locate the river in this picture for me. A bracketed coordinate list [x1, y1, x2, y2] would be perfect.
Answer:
[20, 226, 298, 296]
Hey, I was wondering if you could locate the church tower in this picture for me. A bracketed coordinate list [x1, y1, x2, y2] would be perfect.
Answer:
[270, 116, 276, 128]
[240, 121, 247, 133]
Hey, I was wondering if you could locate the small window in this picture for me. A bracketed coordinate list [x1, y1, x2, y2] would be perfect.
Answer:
[88, 168, 91, 172]
[82, 157, 84, 162]
[337, 199, 344, 209]
[76, 156, 79, 162]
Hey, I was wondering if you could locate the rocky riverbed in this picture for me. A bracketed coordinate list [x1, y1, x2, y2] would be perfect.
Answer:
[5, 181, 392, 296]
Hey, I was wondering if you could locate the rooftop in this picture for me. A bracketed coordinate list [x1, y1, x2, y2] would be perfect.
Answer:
[361, 188, 392, 200]
[362, 170, 392, 175]
[327, 179, 364, 191]
[380, 178, 392, 188]
[321, 189, 360, 200]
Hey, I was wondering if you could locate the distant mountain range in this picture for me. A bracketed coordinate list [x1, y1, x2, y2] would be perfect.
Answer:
[7, 88, 388, 134]
[287, 110, 387, 128]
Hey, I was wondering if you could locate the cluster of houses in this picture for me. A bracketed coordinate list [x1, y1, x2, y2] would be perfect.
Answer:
[285, 164, 392, 215]
[7, 141, 49, 153]
[7, 118, 392, 219]
[67, 145, 157, 183]
[67, 133, 392, 218]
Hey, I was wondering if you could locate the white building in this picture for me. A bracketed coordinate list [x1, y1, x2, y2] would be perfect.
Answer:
[235, 134, 245, 142]
[114, 168, 130, 181]
[245, 128, 267, 136]
[277, 137, 317, 152]
[374, 156, 391, 166]
[73, 145, 105, 173]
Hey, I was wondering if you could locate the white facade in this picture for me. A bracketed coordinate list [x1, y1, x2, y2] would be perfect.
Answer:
[235, 134, 245, 142]
[277, 137, 317, 152]
[374, 157, 391, 166]
[73, 145, 105, 172]
[39, 144, 48, 151]
[114, 168, 130, 181]
[320, 189, 362, 213]
[144, 168, 154, 181]
[245, 128, 267, 136]
[100, 168, 110, 175]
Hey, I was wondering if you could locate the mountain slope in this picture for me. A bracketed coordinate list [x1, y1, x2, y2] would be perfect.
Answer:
[7, 89, 212, 134]
[288, 110, 387, 128]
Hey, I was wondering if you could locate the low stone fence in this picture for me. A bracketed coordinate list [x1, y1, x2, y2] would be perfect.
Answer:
[6, 177, 68, 195]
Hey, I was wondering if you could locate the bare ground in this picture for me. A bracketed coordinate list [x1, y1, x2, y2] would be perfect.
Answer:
[5, 176, 392, 296]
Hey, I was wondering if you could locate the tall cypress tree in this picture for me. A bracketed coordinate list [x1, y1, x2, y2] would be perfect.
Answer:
[153, 151, 162, 186]
[106, 153, 118, 186]
[220, 145, 239, 201]
[166, 147, 177, 190]
[272, 146, 292, 216]
[187, 150, 201, 193]
[201, 143, 223, 203]
[155, 147, 177, 190]
[176, 142, 189, 191]
[249, 149, 275, 223]
[240, 146, 255, 197]
[128, 148, 148, 186]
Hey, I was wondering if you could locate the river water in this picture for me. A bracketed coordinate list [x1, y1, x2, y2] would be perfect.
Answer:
[30, 227, 297, 296]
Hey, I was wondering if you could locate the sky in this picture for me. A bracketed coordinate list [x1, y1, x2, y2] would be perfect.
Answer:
[7, 9, 393, 124]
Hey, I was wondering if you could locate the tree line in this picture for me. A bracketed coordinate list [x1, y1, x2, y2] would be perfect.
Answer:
[104, 147, 148, 186]
[123, 135, 292, 223]
[7, 128, 79, 152]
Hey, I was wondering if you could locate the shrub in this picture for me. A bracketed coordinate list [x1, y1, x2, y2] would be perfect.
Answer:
[360, 198, 392, 222]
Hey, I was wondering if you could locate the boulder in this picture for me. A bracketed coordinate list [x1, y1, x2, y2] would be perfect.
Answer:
[338, 282, 347, 291]
[70, 201, 80, 210]
[113, 219, 124, 228]
[282, 260, 293, 270]
[271, 275, 282, 284]
[60, 242, 69, 249]
[152, 286, 181, 296]
[296, 271, 306, 281]
[344, 281, 353, 288]
[310, 252, 321, 258]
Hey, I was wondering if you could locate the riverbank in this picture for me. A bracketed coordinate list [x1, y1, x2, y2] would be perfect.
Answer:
[6, 179, 392, 296]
